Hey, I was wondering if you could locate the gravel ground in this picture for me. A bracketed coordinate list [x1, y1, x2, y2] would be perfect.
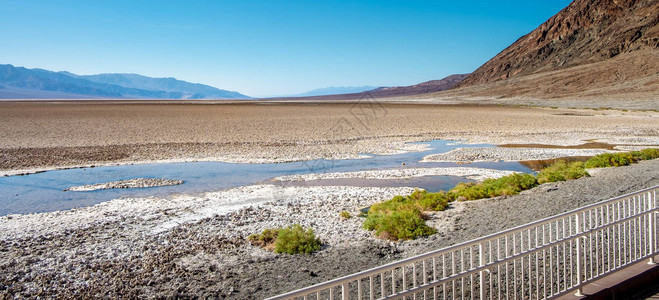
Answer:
[1, 102, 657, 173]
[1, 160, 657, 299]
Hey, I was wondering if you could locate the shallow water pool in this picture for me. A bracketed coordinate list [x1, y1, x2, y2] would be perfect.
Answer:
[0, 140, 533, 215]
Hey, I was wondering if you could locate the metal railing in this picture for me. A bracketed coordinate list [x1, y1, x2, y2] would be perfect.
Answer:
[267, 185, 659, 300]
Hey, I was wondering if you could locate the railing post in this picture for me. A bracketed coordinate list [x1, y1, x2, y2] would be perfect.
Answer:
[650, 190, 656, 265]
[342, 283, 348, 300]
[575, 213, 584, 297]
[479, 243, 485, 299]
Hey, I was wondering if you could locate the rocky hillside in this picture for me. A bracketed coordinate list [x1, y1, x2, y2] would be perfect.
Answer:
[459, 0, 659, 87]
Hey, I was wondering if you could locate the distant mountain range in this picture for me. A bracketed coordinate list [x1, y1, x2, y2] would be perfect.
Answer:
[273, 74, 469, 100]
[287, 86, 380, 97]
[0, 64, 251, 99]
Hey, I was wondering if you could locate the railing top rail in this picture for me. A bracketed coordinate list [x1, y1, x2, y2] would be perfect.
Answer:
[266, 184, 658, 299]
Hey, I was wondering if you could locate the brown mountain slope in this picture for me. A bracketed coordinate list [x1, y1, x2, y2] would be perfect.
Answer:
[437, 49, 659, 107]
[459, 0, 659, 87]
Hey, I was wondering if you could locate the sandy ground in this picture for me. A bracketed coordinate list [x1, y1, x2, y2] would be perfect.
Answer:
[0, 101, 658, 173]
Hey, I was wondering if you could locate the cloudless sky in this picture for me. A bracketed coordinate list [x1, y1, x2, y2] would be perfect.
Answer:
[0, 0, 572, 97]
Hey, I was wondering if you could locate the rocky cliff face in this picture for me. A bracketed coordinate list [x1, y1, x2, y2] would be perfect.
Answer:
[460, 0, 659, 86]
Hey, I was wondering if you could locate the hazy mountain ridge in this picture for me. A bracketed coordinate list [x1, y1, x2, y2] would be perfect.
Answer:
[289, 86, 380, 97]
[75, 73, 248, 99]
[274, 74, 469, 100]
[0, 64, 251, 99]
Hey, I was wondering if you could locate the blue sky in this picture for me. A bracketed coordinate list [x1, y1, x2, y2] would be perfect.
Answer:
[0, 1, 572, 97]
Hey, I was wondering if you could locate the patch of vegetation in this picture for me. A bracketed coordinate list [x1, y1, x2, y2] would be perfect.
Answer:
[448, 173, 538, 201]
[369, 195, 415, 214]
[408, 189, 451, 211]
[247, 228, 279, 250]
[248, 224, 321, 254]
[536, 161, 589, 184]
[274, 224, 322, 254]
[416, 191, 452, 211]
[367, 189, 450, 214]
[362, 149, 658, 242]
[632, 148, 659, 161]
[584, 148, 659, 168]
[339, 210, 352, 220]
[362, 189, 447, 240]
[585, 152, 635, 168]
[363, 208, 436, 241]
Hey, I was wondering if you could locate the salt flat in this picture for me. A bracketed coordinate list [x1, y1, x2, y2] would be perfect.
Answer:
[0, 101, 657, 172]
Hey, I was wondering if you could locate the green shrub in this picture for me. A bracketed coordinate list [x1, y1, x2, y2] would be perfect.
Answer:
[416, 191, 451, 211]
[369, 189, 450, 213]
[368, 195, 416, 217]
[448, 182, 487, 201]
[339, 210, 352, 219]
[405, 189, 451, 211]
[584, 149, 659, 169]
[274, 224, 321, 254]
[247, 228, 279, 250]
[363, 209, 436, 240]
[449, 173, 538, 201]
[585, 148, 659, 168]
[585, 152, 635, 168]
[632, 148, 659, 161]
[537, 161, 589, 184]
[362, 189, 447, 240]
